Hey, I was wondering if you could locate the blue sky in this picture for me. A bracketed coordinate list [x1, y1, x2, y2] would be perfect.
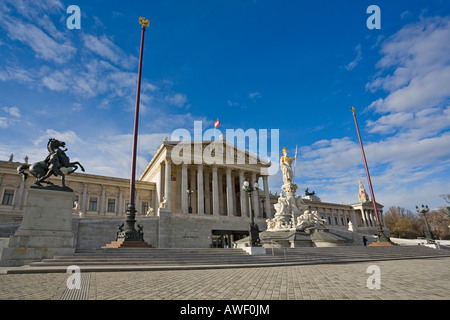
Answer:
[0, 0, 449, 211]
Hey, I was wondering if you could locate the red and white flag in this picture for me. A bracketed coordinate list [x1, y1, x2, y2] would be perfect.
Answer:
[214, 118, 220, 129]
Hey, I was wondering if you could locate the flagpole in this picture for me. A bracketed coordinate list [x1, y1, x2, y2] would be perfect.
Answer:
[351, 106, 390, 243]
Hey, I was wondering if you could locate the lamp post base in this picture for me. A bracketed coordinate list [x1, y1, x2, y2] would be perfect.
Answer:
[250, 223, 261, 247]
[102, 204, 152, 248]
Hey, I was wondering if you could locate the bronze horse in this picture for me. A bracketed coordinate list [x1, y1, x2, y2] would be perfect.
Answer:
[17, 138, 85, 188]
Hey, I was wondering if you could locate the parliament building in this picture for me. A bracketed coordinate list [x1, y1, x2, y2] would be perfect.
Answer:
[0, 138, 387, 250]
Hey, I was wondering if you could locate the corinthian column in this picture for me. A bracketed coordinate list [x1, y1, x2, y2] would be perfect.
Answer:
[263, 175, 271, 218]
[197, 165, 204, 214]
[212, 166, 219, 215]
[239, 170, 248, 217]
[164, 159, 172, 211]
[226, 168, 234, 216]
[251, 173, 260, 218]
[181, 164, 188, 213]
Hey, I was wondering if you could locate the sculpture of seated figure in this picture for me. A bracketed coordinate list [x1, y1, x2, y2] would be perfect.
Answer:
[296, 210, 326, 230]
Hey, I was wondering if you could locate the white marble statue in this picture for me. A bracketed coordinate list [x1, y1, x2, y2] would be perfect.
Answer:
[146, 207, 154, 216]
[159, 197, 168, 209]
[72, 200, 84, 217]
[296, 210, 326, 230]
[279, 147, 296, 185]
[274, 193, 290, 215]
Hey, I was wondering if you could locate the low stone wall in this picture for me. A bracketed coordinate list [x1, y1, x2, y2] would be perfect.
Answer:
[74, 216, 159, 251]
[73, 211, 265, 250]
[158, 210, 265, 248]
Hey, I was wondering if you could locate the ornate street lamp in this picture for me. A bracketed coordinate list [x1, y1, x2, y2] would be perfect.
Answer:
[104, 17, 152, 248]
[416, 204, 435, 243]
[242, 179, 261, 247]
[186, 189, 194, 213]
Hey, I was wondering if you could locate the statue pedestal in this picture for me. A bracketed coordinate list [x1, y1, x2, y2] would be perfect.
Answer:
[281, 182, 297, 197]
[0, 188, 76, 267]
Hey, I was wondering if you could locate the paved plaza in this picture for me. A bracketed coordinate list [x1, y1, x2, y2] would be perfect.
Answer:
[0, 257, 448, 301]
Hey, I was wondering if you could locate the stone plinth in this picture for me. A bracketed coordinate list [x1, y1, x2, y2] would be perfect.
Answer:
[102, 241, 152, 248]
[241, 246, 266, 255]
[0, 187, 76, 267]
[368, 241, 395, 247]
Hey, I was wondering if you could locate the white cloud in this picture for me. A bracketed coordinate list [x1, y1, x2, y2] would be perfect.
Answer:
[372, 66, 450, 113]
[367, 16, 450, 114]
[164, 93, 188, 107]
[345, 44, 362, 71]
[0, 118, 10, 129]
[42, 71, 70, 91]
[82, 34, 138, 70]
[279, 17, 450, 210]
[1, 16, 75, 64]
[227, 100, 240, 107]
[248, 92, 262, 100]
[31, 129, 168, 179]
[2, 106, 21, 118]
[0, 65, 36, 83]
[0, 106, 21, 128]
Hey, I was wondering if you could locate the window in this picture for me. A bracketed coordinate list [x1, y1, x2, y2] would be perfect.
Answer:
[2, 189, 14, 205]
[107, 199, 116, 212]
[141, 202, 148, 215]
[89, 197, 98, 211]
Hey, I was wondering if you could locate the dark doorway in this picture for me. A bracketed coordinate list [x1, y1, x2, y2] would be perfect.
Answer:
[211, 230, 249, 248]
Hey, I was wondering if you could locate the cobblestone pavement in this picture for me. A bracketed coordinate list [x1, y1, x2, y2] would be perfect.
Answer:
[0, 258, 448, 300]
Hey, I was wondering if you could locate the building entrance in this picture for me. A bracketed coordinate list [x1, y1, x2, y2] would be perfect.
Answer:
[211, 230, 248, 248]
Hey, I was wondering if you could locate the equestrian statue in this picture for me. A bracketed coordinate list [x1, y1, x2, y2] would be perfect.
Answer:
[17, 138, 85, 190]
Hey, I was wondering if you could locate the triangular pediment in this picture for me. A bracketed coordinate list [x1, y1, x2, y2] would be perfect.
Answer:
[163, 139, 271, 167]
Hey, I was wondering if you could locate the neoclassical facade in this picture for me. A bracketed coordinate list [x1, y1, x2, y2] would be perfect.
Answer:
[0, 139, 387, 248]
[0, 158, 155, 223]
[301, 192, 386, 234]
[139, 138, 272, 219]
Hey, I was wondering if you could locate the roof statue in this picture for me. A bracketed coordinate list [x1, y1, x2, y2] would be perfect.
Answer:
[358, 179, 370, 203]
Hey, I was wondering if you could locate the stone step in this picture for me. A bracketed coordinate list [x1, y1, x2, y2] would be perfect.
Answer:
[7, 245, 450, 274]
